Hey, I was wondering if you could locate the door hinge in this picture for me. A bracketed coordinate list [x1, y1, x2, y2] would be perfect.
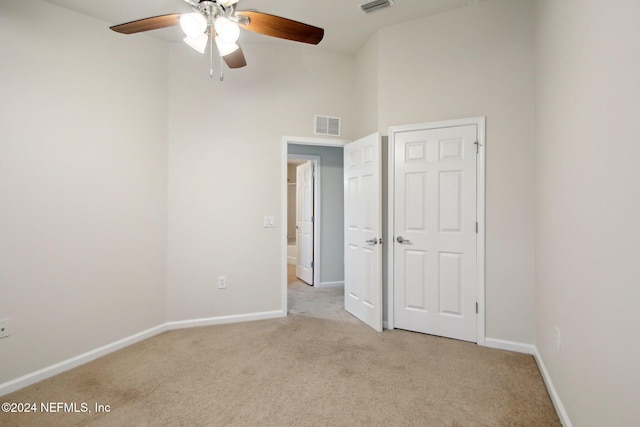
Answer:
[311, 261, 314, 268]
[475, 222, 478, 233]
[474, 141, 481, 154]
[476, 302, 478, 314]
[311, 216, 315, 223]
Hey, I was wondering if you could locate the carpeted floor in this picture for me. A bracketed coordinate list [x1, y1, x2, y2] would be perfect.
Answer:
[0, 267, 560, 426]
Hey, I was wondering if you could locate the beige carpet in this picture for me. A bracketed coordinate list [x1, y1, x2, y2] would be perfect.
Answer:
[1, 268, 560, 426]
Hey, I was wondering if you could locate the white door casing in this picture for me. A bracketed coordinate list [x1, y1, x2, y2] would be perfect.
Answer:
[344, 133, 383, 332]
[391, 119, 484, 343]
[296, 162, 314, 285]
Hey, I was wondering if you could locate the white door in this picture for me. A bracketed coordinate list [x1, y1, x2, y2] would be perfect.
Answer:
[296, 162, 314, 285]
[344, 133, 383, 332]
[393, 124, 478, 342]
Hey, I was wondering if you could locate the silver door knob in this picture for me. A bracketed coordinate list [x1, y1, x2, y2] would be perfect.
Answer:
[396, 236, 411, 244]
[365, 237, 378, 245]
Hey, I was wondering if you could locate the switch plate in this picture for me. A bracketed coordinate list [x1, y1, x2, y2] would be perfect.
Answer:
[218, 276, 227, 289]
[0, 319, 9, 339]
[263, 216, 276, 228]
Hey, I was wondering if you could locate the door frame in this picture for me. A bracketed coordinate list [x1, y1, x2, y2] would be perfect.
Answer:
[387, 117, 486, 345]
[280, 136, 348, 315]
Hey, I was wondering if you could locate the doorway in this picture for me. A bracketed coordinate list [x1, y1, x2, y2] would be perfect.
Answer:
[280, 136, 348, 315]
[387, 117, 486, 344]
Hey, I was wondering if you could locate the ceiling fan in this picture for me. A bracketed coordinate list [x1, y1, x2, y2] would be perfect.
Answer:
[110, 0, 324, 78]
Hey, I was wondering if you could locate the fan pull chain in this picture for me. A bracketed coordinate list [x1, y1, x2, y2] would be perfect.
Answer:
[209, 31, 214, 78]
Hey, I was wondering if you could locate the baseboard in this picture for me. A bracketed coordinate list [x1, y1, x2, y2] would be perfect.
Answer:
[0, 310, 286, 397]
[316, 281, 344, 289]
[533, 348, 573, 427]
[165, 310, 285, 330]
[287, 257, 295, 265]
[484, 339, 571, 425]
[484, 337, 535, 355]
[0, 324, 168, 397]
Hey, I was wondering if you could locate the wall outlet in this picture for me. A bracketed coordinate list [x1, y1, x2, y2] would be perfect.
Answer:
[218, 276, 227, 289]
[0, 319, 10, 339]
[555, 326, 561, 352]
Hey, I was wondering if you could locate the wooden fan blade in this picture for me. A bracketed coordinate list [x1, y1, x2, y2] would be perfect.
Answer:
[110, 14, 181, 34]
[223, 46, 247, 69]
[236, 11, 324, 45]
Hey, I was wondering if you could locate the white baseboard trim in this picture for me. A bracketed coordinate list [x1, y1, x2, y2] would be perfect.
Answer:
[0, 324, 167, 397]
[0, 310, 286, 397]
[316, 281, 344, 289]
[484, 339, 571, 425]
[287, 257, 296, 265]
[165, 310, 285, 330]
[484, 337, 536, 355]
[533, 348, 573, 427]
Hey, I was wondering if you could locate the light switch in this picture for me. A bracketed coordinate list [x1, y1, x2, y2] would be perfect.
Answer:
[263, 216, 276, 228]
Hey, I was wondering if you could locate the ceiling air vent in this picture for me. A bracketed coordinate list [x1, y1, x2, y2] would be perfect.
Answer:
[315, 115, 341, 137]
[359, 0, 394, 14]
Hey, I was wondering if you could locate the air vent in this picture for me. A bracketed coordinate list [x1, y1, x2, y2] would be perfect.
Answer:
[359, 0, 394, 14]
[314, 115, 341, 137]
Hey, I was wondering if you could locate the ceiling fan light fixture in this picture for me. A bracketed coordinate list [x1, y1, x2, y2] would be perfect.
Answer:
[214, 17, 240, 44]
[215, 37, 239, 56]
[183, 34, 208, 54]
[180, 13, 207, 39]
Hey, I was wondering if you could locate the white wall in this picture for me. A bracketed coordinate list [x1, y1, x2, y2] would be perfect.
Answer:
[0, 0, 168, 383]
[166, 43, 354, 321]
[354, 33, 380, 137]
[535, 0, 640, 425]
[361, 0, 536, 344]
[288, 144, 344, 285]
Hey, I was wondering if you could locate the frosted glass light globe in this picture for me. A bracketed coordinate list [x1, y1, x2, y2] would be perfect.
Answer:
[214, 17, 240, 44]
[180, 13, 207, 39]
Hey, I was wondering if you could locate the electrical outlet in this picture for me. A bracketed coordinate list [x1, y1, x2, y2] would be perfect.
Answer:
[218, 276, 227, 289]
[555, 326, 561, 352]
[0, 319, 10, 339]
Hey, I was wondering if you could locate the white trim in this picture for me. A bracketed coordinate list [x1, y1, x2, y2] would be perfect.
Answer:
[0, 310, 286, 397]
[317, 281, 344, 288]
[281, 139, 289, 316]
[165, 310, 284, 330]
[476, 117, 486, 346]
[387, 136, 395, 330]
[0, 324, 167, 396]
[534, 348, 573, 427]
[282, 135, 347, 148]
[386, 117, 486, 345]
[484, 338, 535, 355]
[287, 154, 321, 287]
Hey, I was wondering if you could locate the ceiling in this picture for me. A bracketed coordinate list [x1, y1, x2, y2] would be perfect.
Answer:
[41, 0, 483, 55]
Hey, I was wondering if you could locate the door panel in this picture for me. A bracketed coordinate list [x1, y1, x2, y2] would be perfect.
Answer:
[344, 133, 382, 332]
[393, 125, 477, 342]
[296, 162, 314, 285]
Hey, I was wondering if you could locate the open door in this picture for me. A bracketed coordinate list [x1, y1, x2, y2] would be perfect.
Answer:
[296, 161, 314, 285]
[344, 133, 383, 332]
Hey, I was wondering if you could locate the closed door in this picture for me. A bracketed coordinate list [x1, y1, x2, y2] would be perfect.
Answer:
[393, 124, 478, 342]
[296, 162, 314, 285]
[344, 133, 382, 332]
